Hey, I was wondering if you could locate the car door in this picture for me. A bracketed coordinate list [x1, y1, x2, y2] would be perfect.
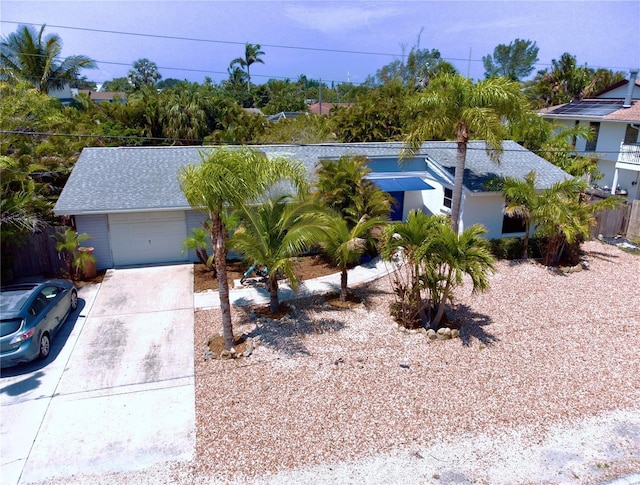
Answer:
[38, 285, 67, 332]
[27, 292, 50, 336]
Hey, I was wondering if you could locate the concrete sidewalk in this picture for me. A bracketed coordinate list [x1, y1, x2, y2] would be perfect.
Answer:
[194, 257, 393, 309]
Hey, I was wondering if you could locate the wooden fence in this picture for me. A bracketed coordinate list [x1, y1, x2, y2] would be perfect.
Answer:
[626, 200, 640, 239]
[1, 226, 67, 283]
[590, 199, 639, 239]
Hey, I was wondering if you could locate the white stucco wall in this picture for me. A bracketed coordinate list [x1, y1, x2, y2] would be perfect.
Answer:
[589, 122, 626, 163]
[402, 190, 429, 219]
[421, 182, 449, 217]
[552, 119, 639, 194]
[460, 193, 508, 240]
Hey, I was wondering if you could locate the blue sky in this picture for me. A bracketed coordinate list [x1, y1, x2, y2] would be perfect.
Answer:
[1, 0, 639, 86]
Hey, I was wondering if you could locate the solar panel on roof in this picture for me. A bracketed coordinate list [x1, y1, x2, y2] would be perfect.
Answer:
[550, 99, 624, 116]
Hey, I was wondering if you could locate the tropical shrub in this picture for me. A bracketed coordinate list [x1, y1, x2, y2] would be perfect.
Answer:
[382, 213, 495, 329]
[183, 224, 214, 273]
[53, 228, 96, 280]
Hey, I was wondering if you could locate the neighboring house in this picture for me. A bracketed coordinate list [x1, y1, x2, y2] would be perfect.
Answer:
[540, 69, 640, 200]
[48, 84, 74, 105]
[308, 102, 353, 115]
[266, 111, 306, 122]
[53, 142, 569, 269]
[77, 89, 127, 104]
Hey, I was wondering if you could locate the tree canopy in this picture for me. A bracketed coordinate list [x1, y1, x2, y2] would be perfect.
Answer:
[405, 72, 530, 232]
[127, 58, 162, 90]
[524, 53, 625, 107]
[230, 43, 265, 93]
[1, 24, 96, 93]
[483, 39, 539, 81]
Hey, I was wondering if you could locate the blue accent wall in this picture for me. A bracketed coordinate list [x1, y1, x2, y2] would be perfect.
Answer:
[388, 192, 404, 221]
[75, 214, 113, 269]
[186, 210, 208, 262]
[366, 157, 425, 173]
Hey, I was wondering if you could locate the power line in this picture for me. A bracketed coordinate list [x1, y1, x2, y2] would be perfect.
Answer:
[3, 19, 631, 82]
[0, 129, 628, 156]
[0, 20, 403, 58]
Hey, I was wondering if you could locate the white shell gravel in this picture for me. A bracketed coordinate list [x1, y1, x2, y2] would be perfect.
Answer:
[34, 241, 640, 484]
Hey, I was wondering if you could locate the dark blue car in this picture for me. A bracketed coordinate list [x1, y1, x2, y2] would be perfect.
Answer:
[0, 280, 78, 368]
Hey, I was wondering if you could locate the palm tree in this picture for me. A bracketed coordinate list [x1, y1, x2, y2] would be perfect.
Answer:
[381, 210, 437, 289]
[179, 147, 307, 350]
[127, 58, 162, 90]
[230, 43, 265, 92]
[499, 170, 538, 258]
[0, 155, 48, 244]
[317, 211, 385, 302]
[423, 222, 495, 328]
[1, 24, 96, 94]
[532, 178, 620, 265]
[381, 211, 443, 326]
[314, 155, 392, 229]
[161, 83, 216, 143]
[228, 196, 326, 313]
[53, 228, 95, 279]
[404, 72, 529, 233]
[182, 225, 213, 271]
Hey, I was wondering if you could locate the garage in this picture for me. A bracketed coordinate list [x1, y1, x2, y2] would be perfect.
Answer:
[108, 211, 188, 267]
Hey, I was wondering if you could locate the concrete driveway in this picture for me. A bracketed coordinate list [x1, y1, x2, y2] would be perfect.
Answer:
[0, 264, 195, 484]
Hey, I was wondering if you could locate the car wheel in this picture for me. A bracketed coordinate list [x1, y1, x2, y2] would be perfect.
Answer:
[39, 332, 51, 360]
[69, 289, 78, 311]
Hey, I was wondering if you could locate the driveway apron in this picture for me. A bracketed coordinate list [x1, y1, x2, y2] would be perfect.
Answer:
[1, 264, 195, 484]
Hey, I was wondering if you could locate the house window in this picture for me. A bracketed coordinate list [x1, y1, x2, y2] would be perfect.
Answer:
[585, 122, 600, 152]
[624, 124, 639, 144]
[443, 187, 453, 209]
[501, 214, 526, 234]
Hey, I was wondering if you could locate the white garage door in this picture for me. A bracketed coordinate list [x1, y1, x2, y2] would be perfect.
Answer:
[109, 211, 188, 266]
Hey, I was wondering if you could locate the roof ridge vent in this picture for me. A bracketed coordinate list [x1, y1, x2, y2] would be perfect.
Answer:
[623, 68, 639, 108]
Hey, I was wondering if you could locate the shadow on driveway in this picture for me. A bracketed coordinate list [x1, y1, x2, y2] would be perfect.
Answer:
[0, 298, 86, 384]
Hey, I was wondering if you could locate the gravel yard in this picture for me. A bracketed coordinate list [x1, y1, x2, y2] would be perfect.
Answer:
[35, 240, 640, 484]
[188, 240, 640, 484]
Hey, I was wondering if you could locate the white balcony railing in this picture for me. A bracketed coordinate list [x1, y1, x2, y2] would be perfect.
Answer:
[618, 143, 640, 166]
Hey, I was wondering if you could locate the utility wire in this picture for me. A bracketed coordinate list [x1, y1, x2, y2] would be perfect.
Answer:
[0, 129, 627, 156]
[0, 20, 427, 58]
[2, 19, 632, 78]
[1, 51, 359, 85]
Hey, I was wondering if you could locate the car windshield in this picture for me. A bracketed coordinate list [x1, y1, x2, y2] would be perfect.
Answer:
[0, 319, 23, 337]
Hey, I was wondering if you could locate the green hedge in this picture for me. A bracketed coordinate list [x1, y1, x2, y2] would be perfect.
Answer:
[489, 237, 545, 260]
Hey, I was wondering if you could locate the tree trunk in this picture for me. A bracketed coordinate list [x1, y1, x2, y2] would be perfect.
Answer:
[210, 214, 234, 350]
[340, 268, 348, 302]
[522, 221, 530, 259]
[432, 274, 452, 329]
[268, 276, 280, 314]
[452, 124, 469, 234]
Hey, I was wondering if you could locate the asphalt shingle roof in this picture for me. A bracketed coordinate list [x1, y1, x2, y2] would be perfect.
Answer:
[422, 140, 571, 192]
[53, 141, 570, 215]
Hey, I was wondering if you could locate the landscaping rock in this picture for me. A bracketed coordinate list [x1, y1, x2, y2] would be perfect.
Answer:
[427, 329, 437, 340]
[242, 338, 254, 358]
[220, 349, 235, 360]
[451, 329, 460, 339]
[437, 327, 452, 340]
